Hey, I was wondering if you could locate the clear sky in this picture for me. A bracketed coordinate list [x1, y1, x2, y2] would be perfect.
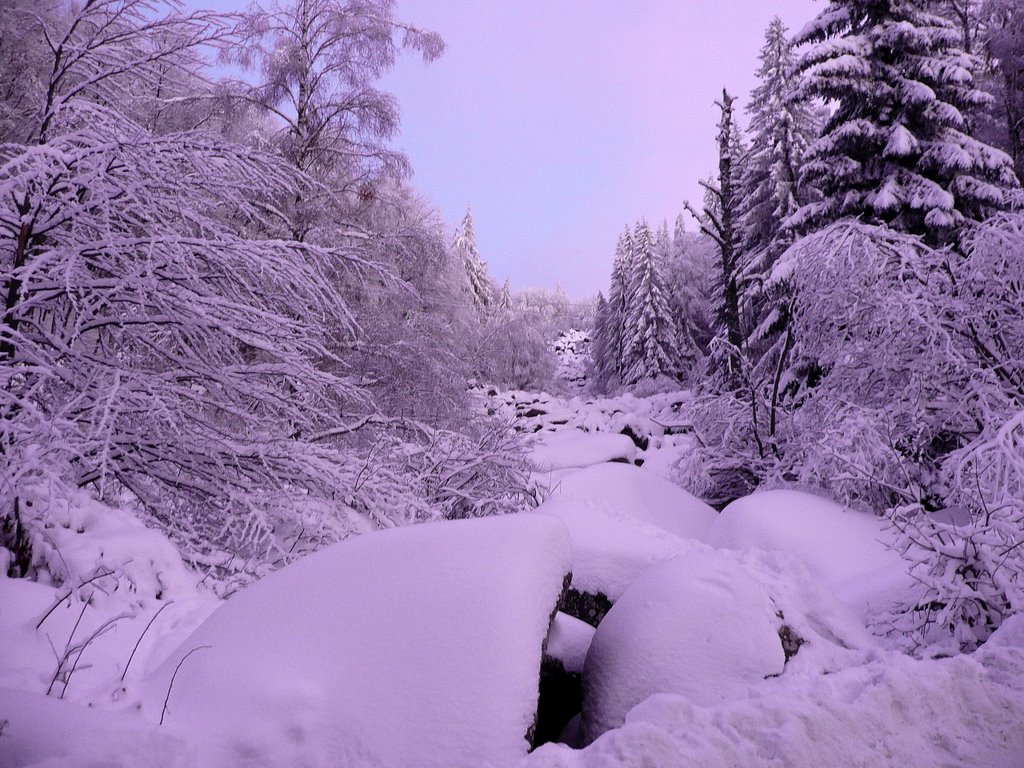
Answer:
[206, 1, 821, 297]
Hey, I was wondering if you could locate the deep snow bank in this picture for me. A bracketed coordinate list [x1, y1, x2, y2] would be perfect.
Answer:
[140, 514, 572, 768]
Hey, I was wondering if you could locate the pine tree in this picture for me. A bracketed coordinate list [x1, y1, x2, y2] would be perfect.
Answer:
[497, 278, 513, 311]
[605, 228, 634, 382]
[739, 18, 821, 277]
[452, 205, 494, 309]
[622, 220, 683, 384]
[590, 292, 613, 389]
[792, 0, 1020, 241]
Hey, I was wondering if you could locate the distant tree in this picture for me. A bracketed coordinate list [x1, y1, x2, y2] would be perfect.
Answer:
[589, 292, 613, 390]
[792, 0, 1020, 241]
[452, 205, 495, 309]
[982, 0, 1024, 181]
[622, 220, 683, 384]
[604, 228, 634, 383]
[498, 279, 513, 311]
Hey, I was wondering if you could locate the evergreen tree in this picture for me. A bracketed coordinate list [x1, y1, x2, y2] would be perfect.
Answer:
[590, 292, 613, 390]
[605, 228, 634, 382]
[622, 220, 683, 384]
[739, 18, 821, 276]
[497, 278, 513, 311]
[452, 205, 494, 309]
[792, 0, 1020, 241]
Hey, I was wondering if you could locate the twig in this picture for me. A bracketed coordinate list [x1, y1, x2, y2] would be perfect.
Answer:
[121, 600, 175, 682]
[160, 645, 212, 725]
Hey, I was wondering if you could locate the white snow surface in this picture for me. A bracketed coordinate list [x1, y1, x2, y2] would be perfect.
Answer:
[579, 547, 872, 743]
[525, 616, 1024, 768]
[546, 612, 596, 674]
[707, 489, 912, 621]
[533, 495, 697, 600]
[552, 462, 716, 541]
[530, 430, 637, 472]
[139, 514, 572, 768]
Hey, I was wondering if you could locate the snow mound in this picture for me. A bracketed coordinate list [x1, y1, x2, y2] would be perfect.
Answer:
[707, 489, 910, 621]
[533, 495, 696, 601]
[526, 630, 1024, 768]
[0, 687, 194, 768]
[580, 550, 787, 742]
[546, 612, 596, 674]
[552, 462, 716, 541]
[141, 514, 572, 768]
[530, 431, 637, 471]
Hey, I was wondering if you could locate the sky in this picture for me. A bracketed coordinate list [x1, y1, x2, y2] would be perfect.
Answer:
[208, 0, 821, 297]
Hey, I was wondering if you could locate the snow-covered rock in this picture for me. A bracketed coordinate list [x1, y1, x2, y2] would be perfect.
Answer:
[580, 551, 787, 742]
[534, 495, 697, 604]
[552, 462, 716, 541]
[546, 612, 596, 675]
[707, 489, 911, 621]
[525, 635, 1024, 768]
[140, 514, 572, 768]
[530, 430, 637, 472]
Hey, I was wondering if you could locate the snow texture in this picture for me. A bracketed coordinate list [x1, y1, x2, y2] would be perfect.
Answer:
[529, 431, 637, 472]
[140, 514, 572, 768]
[546, 612, 596, 675]
[707, 489, 911, 621]
[525, 615, 1024, 768]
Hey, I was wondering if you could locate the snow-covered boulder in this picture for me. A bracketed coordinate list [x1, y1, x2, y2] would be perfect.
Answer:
[552, 463, 716, 542]
[534, 495, 697, 611]
[706, 489, 911, 621]
[580, 551, 787, 742]
[141, 514, 572, 768]
[530, 430, 637, 472]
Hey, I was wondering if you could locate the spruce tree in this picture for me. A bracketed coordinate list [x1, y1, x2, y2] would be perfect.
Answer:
[498, 278, 513, 311]
[622, 220, 683, 384]
[739, 18, 821, 273]
[590, 292, 613, 389]
[605, 228, 634, 382]
[452, 205, 494, 308]
[792, 0, 1020, 241]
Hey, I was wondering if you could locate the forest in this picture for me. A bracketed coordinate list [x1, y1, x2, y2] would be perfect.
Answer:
[1, 1, 1024, 767]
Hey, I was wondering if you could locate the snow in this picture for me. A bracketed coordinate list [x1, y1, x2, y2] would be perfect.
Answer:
[0, 687, 194, 768]
[525, 617, 1024, 768]
[139, 514, 572, 768]
[580, 551, 787, 742]
[551, 462, 716, 542]
[533, 495, 698, 600]
[706, 489, 912, 621]
[546, 612, 596, 674]
[529, 430, 637, 472]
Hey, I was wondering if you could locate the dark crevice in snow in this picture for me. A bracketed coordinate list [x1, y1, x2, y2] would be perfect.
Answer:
[559, 588, 613, 628]
[533, 656, 583, 749]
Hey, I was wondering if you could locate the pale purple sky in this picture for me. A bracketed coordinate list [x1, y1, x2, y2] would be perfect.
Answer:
[208, 1, 821, 296]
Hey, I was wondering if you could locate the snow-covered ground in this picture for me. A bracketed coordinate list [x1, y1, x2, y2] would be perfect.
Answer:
[2, 386, 1023, 767]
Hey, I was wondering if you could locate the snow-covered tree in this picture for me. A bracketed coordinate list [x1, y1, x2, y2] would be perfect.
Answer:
[604, 228, 634, 383]
[498, 279, 513, 311]
[739, 17, 821, 281]
[792, 0, 1020, 241]
[230, 0, 443, 191]
[452, 205, 495, 309]
[589, 292, 612, 389]
[621, 220, 683, 384]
